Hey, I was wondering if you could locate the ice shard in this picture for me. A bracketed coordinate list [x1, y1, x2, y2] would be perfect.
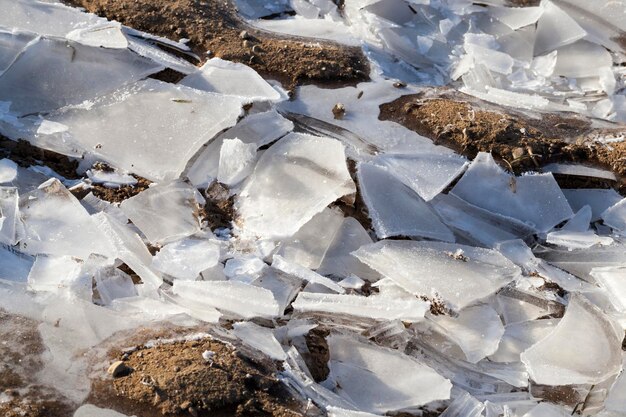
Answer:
[120, 180, 201, 244]
[591, 267, 626, 313]
[354, 240, 521, 310]
[236, 133, 355, 239]
[357, 163, 455, 242]
[440, 392, 485, 417]
[216, 138, 257, 187]
[0, 30, 37, 74]
[0, 187, 20, 245]
[272, 255, 345, 293]
[561, 189, 622, 222]
[534, 1, 586, 55]
[232, 321, 286, 360]
[27, 255, 83, 293]
[489, 319, 559, 363]
[94, 267, 137, 306]
[602, 198, 626, 234]
[151, 237, 221, 281]
[521, 294, 622, 385]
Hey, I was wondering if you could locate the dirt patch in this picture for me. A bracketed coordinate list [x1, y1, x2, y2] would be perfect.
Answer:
[303, 327, 330, 383]
[0, 136, 79, 179]
[379, 90, 626, 193]
[90, 335, 304, 417]
[89, 176, 153, 203]
[62, 0, 369, 90]
[200, 181, 236, 230]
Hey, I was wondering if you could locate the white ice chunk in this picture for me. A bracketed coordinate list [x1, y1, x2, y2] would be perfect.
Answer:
[66, 22, 128, 49]
[326, 407, 381, 417]
[327, 333, 451, 414]
[0, 158, 17, 183]
[430, 304, 505, 363]
[561, 205, 592, 233]
[451, 153, 573, 233]
[553, 40, 612, 78]
[521, 294, 622, 385]
[562, 189, 622, 222]
[187, 110, 293, 187]
[217, 138, 257, 187]
[490, 319, 559, 363]
[272, 255, 345, 293]
[354, 240, 520, 310]
[224, 255, 267, 283]
[338, 275, 365, 290]
[602, 198, 626, 234]
[252, 268, 301, 312]
[181, 58, 282, 102]
[86, 168, 137, 188]
[276, 207, 344, 270]
[358, 163, 454, 242]
[120, 180, 201, 244]
[74, 404, 131, 417]
[489, 6, 543, 30]
[80, 192, 128, 225]
[0, 187, 20, 245]
[232, 321, 286, 360]
[236, 133, 355, 239]
[605, 365, 626, 413]
[522, 403, 569, 417]
[43, 79, 243, 181]
[172, 280, 280, 319]
[0, 30, 37, 74]
[542, 163, 617, 181]
[534, 1, 586, 55]
[466, 87, 550, 111]
[592, 267, 626, 313]
[440, 392, 485, 417]
[0, 37, 161, 116]
[0, 245, 32, 282]
[152, 238, 220, 280]
[292, 292, 429, 322]
[19, 179, 114, 259]
[546, 230, 613, 250]
[371, 153, 468, 201]
[94, 267, 137, 305]
[27, 255, 83, 293]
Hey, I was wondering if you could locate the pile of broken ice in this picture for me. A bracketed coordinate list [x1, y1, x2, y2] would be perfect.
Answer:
[0, 1, 625, 416]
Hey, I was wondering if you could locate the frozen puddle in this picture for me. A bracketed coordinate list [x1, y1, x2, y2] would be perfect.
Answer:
[0, 0, 625, 416]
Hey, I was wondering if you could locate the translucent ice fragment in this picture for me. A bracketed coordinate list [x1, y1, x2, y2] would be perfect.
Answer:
[0, 37, 161, 115]
[94, 267, 137, 305]
[0, 30, 37, 74]
[602, 198, 626, 234]
[522, 403, 569, 417]
[354, 240, 520, 310]
[451, 153, 573, 233]
[562, 189, 622, 222]
[554, 40, 611, 78]
[233, 0, 291, 19]
[236, 133, 355, 239]
[120, 180, 201, 244]
[74, 404, 131, 417]
[292, 292, 429, 322]
[489, 319, 559, 363]
[19, 179, 114, 259]
[180, 58, 281, 102]
[326, 407, 380, 417]
[217, 138, 257, 187]
[521, 294, 622, 385]
[172, 280, 280, 319]
[371, 152, 468, 201]
[232, 321, 286, 360]
[272, 255, 344, 293]
[534, 1, 586, 55]
[65, 23, 128, 49]
[605, 365, 626, 413]
[327, 333, 451, 414]
[224, 255, 267, 283]
[495, 287, 563, 325]
[42, 79, 243, 181]
[592, 267, 626, 313]
[358, 163, 455, 242]
[546, 230, 613, 250]
[27, 255, 83, 293]
[253, 268, 301, 312]
[86, 168, 137, 188]
[431, 305, 505, 363]
[0, 158, 17, 183]
[489, 6, 543, 30]
[0, 187, 20, 245]
[560, 205, 592, 233]
[152, 238, 220, 280]
[440, 392, 485, 417]
[0, 245, 32, 283]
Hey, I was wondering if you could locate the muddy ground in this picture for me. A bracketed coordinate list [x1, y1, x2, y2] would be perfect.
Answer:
[62, 0, 369, 90]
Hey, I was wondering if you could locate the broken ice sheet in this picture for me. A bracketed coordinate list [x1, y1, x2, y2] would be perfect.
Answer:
[546, 230, 613, 250]
[533, 1, 586, 55]
[224, 255, 268, 284]
[180, 58, 282, 102]
[451, 153, 573, 233]
[0, 30, 37, 74]
[326, 333, 451, 414]
[495, 287, 563, 325]
[489, 319, 559, 363]
[592, 267, 626, 313]
[0, 37, 162, 116]
[41, 79, 243, 181]
[0, 245, 33, 283]
[521, 294, 622, 385]
[292, 291, 429, 322]
[354, 240, 520, 310]
[272, 255, 345, 293]
[94, 266, 137, 305]
[151, 237, 221, 280]
[357, 163, 455, 242]
[233, 0, 291, 19]
[561, 189, 622, 222]
[27, 255, 83, 293]
[74, 404, 131, 417]
[172, 280, 280, 319]
[0, 158, 17, 183]
[0, 186, 20, 245]
[236, 133, 355, 239]
[120, 180, 201, 244]
[252, 267, 302, 312]
[19, 179, 114, 259]
[602, 198, 626, 234]
[232, 321, 286, 360]
[216, 138, 257, 187]
[440, 392, 484, 417]
[430, 304, 505, 363]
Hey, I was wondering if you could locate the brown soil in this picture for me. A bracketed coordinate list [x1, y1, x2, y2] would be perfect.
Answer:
[0, 310, 73, 417]
[303, 327, 330, 382]
[200, 181, 236, 230]
[62, 0, 369, 90]
[90, 335, 304, 417]
[90, 176, 153, 203]
[379, 91, 626, 193]
[0, 136, 79, 179]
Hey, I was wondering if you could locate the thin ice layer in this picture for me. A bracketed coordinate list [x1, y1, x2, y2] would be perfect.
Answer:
[120, 180, 201, 244]
[0, 37, 161, 116]
[357, 163, 455, 242]
[41, 79, 243, 181]
[0, 30, 37, 74]
[562, 189, 622, 222]
[354, 240, 521, 310]
[521, 294, 622, 385]
[216, 139, 257, 187]
[451, 153, 573, 232]
[490, 319, 559, 363]
[151, 237, 221, 280]
[232, 321, 286, 360]
[236, 133, 355, 239]
[602, 198, 626, 234]
[327, 333, 451, 414]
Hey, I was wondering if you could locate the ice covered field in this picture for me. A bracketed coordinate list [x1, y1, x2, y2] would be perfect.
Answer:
[0, 0, 625, 416]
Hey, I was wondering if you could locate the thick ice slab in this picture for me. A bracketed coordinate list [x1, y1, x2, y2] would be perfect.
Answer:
[120, 180, 201, 244]
[0, 37, 161, 116]
[358, 163, 455, 242]
[152, 237, 221, 280]
[19, 179, 114, 259]
[521, 294, 622, 385]
[236, 133, 355, 239]
[430, 304, 505, 363]
[41, 79, 243, 181]
[602, 198, 626, 234]
[327, 333, 451, 414]
[354, 240, 521, 310]
[232, 321, 286, 360]
[451, 153, 573, 233]
[181, 58, 282, 102]
[292, 292, 429, 322]
[172, 280, 280, 319]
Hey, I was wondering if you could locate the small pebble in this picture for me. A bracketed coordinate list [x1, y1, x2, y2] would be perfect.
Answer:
[243, 40, 250, 48]
[107, 361, 132, 378]
[393, 81, 407, 88]
[239, 30, 249, 40]
[332, 103, 346, 120]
